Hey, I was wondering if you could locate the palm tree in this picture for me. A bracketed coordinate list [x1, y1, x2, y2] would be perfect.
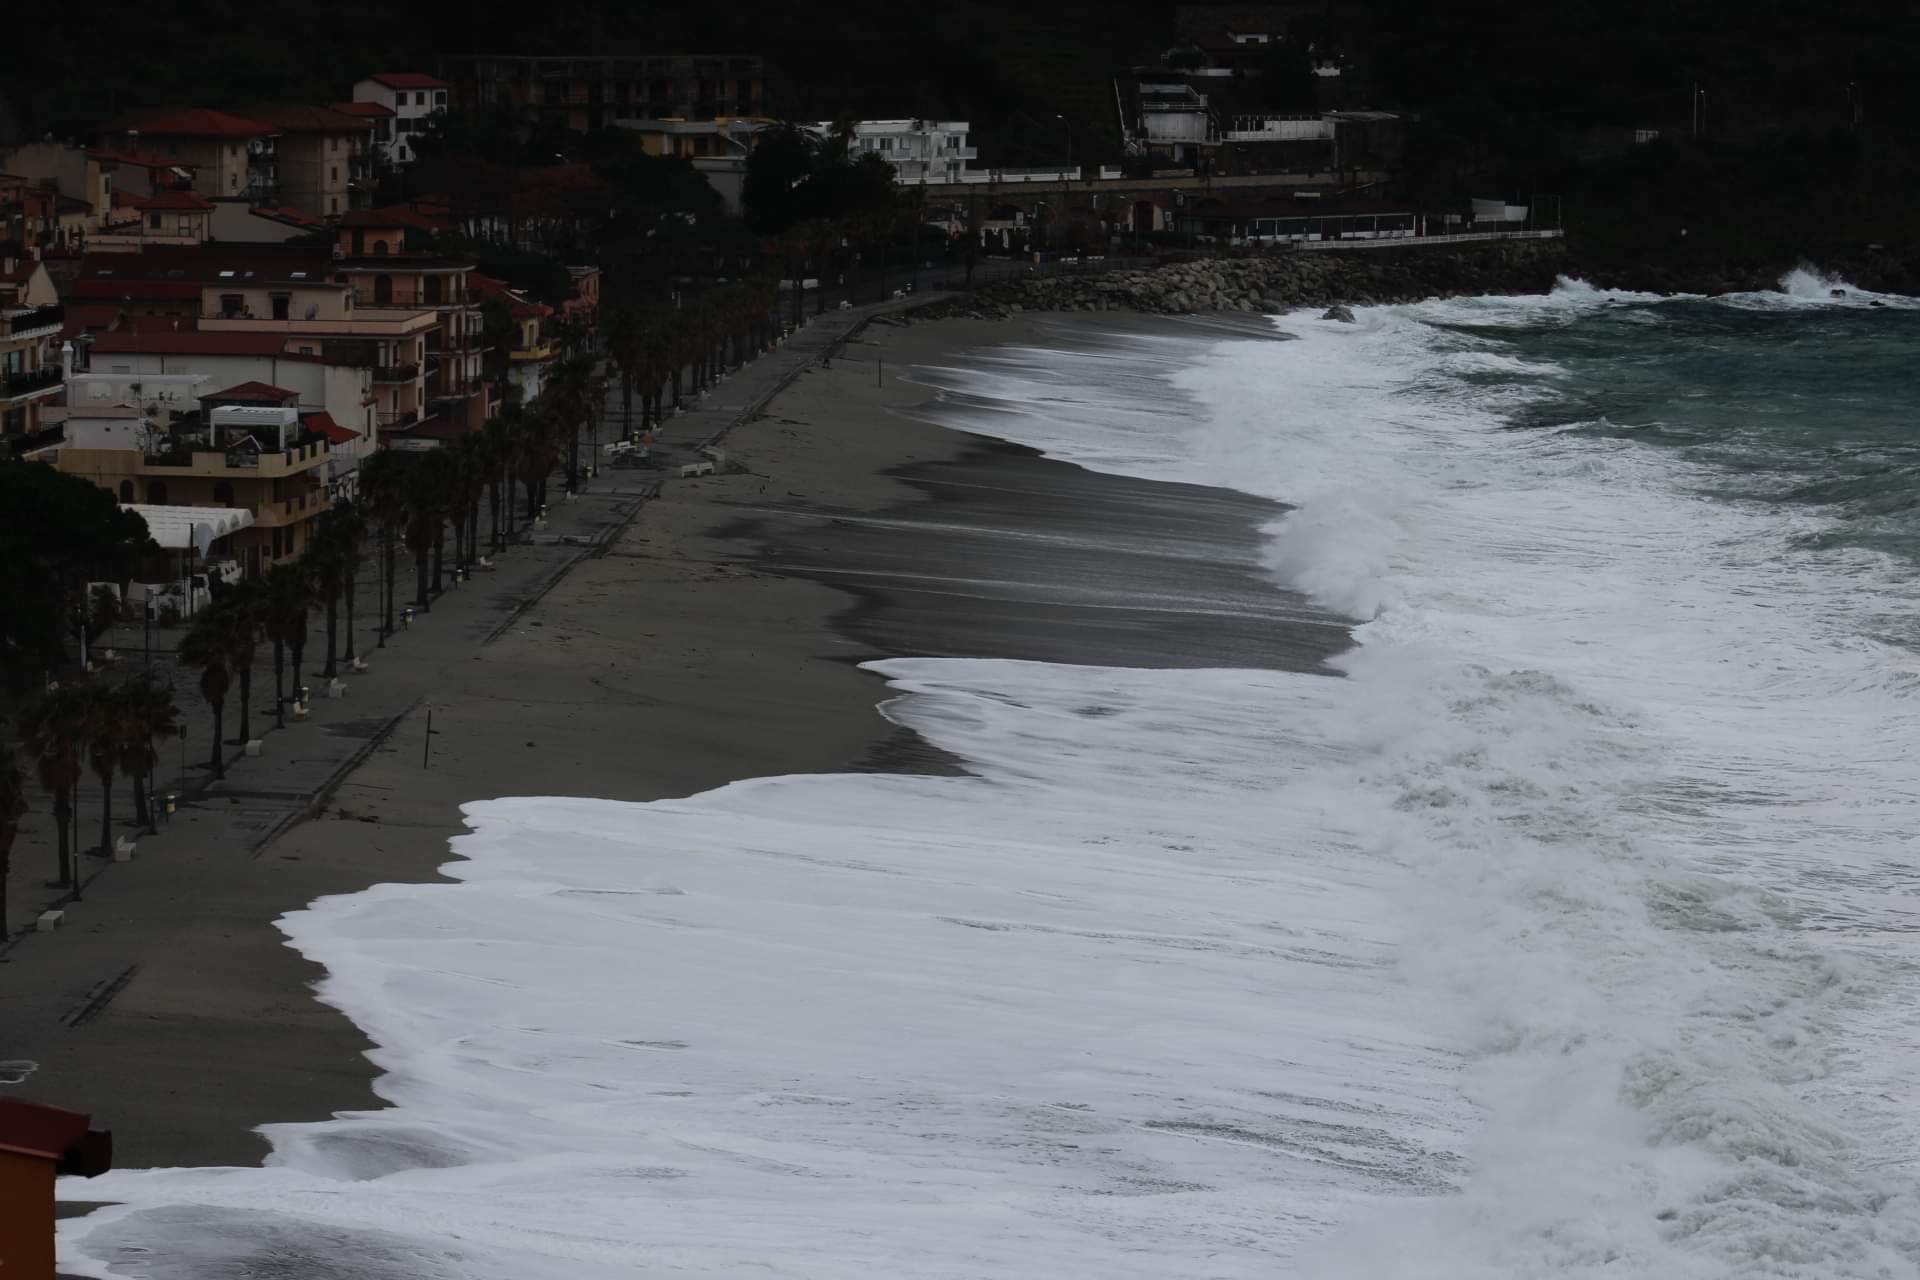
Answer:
[334, 502, 367, 666]
[360, 451, 409, 642]
[118, 674, 178, 835]
[85, 682, 123, 858]
[21, 685, 90, 891]
[262, 562, 309, 728]
[0, 753, 26, 937]
[178, 604, 234, 779]
[308, 519, 348, 679]
[403, 451, 452, 609]
[225, 580, 264, 744]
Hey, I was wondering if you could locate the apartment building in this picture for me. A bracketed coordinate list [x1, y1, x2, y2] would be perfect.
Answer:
[240, 103, 375, 217]
[810, 120, 978, 185]
[443, 54, 765, 133]
[112, 109, 279, 203]
[0, 288, 64, 451]
[350, 73, 449, 168]
[333, 209, 492, 436]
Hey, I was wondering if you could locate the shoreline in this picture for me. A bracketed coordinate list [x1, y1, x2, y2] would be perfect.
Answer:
[38, 307, 1341, 1189]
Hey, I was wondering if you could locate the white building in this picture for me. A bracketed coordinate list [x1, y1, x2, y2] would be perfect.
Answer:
[808, 120, 978, 185]
[351, 73, 450, 168]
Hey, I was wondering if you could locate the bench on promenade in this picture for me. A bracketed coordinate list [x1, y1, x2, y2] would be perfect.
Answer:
[37, 910, 63, 932]
[678, 461, 715, 479]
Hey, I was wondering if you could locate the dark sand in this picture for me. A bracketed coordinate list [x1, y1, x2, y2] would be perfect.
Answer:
[34, 310, 1348, 1180]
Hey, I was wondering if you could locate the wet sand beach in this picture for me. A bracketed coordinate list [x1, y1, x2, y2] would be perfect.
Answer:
[17, 309, 1346, 1193]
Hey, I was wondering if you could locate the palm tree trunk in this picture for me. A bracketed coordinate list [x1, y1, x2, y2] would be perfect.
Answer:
[131, 768, 150, 828]
[384, 533, 399, 633]
[273, 638, 286, 728]
[98, 773, 113, 857]
[236, 665, 252, 743]
[414, 550, 430, 608]
[488, 479, 500, 550]
[52, 793, 70, 886]
[343, 571, 358, 664]
[209, 703, 224, 777]
[322, 596, 339, 679]
[432, 525, 445, 596]
[622, 370, 633, 438]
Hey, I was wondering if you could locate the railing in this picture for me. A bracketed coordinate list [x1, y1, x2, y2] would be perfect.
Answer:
[2, 366, 63, 397]
[4, 304, 64, 336]
[509, 342, 555, 361]
[378, 410, 420, 428]
[353, 288, 476, 309]
[374, 363, 420, 382]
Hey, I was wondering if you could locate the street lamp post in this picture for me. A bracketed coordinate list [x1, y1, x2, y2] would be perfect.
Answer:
[1055, 114, 1073, 174]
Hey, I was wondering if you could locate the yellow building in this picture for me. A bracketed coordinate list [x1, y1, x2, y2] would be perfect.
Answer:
[59, 394, 333, 577]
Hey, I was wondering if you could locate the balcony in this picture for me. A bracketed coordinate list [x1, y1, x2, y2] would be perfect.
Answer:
[374, 362, 420, 382]
[4, 304, 64, 338]
[1, 365, 63, 399]
[377, 410, 420, 429]
[509, 341, 554, 362]
[137, 437, 331, 478]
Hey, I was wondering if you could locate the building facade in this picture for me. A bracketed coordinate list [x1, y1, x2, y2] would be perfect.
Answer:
[242, 104, 375, 217]
[350, 74, 449, 169]
[113, 109, 279, 203]
[808, 120, 978, 185]
[443, 55, 765, 133]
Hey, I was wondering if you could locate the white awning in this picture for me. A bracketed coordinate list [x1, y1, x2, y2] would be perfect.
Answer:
[123, 503, 254, 553]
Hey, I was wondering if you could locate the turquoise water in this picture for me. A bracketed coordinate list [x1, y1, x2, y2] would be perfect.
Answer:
[1451, 282, 1920, 565]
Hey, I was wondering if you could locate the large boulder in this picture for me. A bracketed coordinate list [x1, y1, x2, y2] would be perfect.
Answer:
[1321, 304, 1357, 323]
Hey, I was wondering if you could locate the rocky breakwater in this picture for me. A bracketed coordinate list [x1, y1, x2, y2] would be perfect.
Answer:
[920, 241, 1567, 319]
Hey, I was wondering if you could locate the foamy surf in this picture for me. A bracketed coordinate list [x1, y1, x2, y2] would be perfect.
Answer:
[63, 286, 1920, 1279]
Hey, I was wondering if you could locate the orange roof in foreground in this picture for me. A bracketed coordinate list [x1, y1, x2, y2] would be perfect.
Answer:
[129, 107, 275, 138]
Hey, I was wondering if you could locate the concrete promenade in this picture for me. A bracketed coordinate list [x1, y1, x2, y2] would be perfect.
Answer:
[0, 296, 935, 1169]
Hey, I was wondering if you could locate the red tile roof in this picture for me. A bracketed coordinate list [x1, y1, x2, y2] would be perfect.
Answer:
[206, 380, 299, 402]
[0, 1098, 93, 1163]
[331, 100, 395, 118]
[365, 72, 448, 90]
[90, 149, 197, 171]
[302, 410, 359, 444]
[126, 108, 276, 138]
[241, 102, 376, 134]
[336, 208, 406, 228]
[71, 278, 205, 302]
[133, 190, 214, 211]
[249, 205, 325, 228]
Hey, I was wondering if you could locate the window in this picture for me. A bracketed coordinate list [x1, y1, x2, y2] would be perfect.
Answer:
[146, 480, 167, 504]
[300, 345, 315, 355]
[330, 166, 338, 183]
[434, 90, 447, 106]
[148, 213, 162, 229]
[220, 293, 244, 318]
[270, 292, 291, 320]
[118, 480, 134, 502]
[330, 196, 338, 213]
[213, 481, 234, 506]
[416, 91, 427, 105]
[372, 240, 389, 255]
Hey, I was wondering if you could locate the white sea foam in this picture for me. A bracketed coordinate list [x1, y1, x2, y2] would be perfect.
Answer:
[63, 294, 1920, 1278]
